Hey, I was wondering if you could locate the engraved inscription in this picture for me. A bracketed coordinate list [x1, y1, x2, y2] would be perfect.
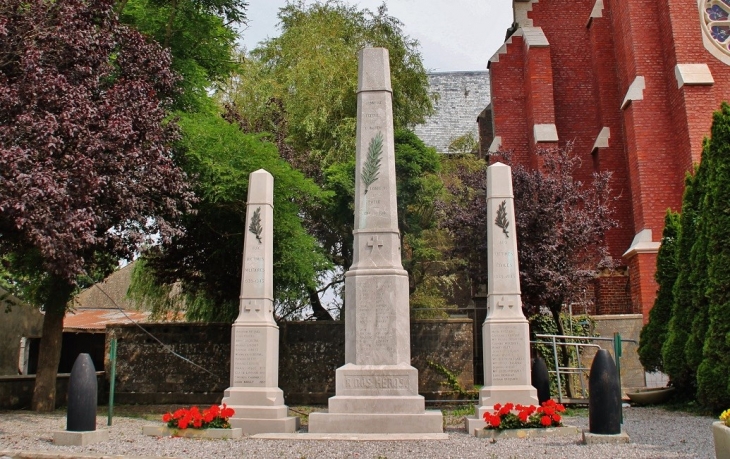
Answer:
[356, 278, 396, 358]
[344, 375, 411, 390]
[490, 325, 526, 383]
[232, 328, 266, 386]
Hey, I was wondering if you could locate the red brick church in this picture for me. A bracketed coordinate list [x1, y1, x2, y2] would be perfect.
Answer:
[483, 0, 730, 321]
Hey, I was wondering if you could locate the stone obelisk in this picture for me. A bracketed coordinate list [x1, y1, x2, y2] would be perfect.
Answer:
[466, 162, 538, 434]
[222, 169, 299, 434]
[308, 48, 443, 434]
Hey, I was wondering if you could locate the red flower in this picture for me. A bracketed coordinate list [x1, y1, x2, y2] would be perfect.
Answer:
[193, 417, 203, 428]
[221, 405, 235, 418]
[504, 403, 514, 411]
[488, 415, 501, 428]
[178, 418, 189, 429]
[518, 411, 529, 422]
[552, 413, 562, 423]
[543, 405, 555, 416]
[162, 413, 172, 423]
[556, 403, 566, 412]
[540, 415, 552, 427]
[493, 403, 502, 411]
[498, 406, 510, 416]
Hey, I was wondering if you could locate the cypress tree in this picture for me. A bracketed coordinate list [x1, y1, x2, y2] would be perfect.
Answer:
[639, 210, 680, 372]
[662, 165, 703, 398]
[684, 145, 712, 392]
[697, 102, 730, 410]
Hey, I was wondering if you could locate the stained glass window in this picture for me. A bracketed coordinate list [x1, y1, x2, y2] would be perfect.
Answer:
[703, 0, 730, 54]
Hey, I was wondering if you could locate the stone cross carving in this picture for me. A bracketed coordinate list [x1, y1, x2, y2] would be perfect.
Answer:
[497, 297, 515, 309]
[367, 235, 384, 251]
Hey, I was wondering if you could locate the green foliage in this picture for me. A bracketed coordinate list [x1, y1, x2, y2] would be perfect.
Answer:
[662, 166, 704, 398]
[426, 360, 474, 398]
[222, 0, 432, 171]
[119, 0, 244, 111]
[132, 111, 331, 321]
[685, 155, 711, 390]
[697, 102, 730, 410]
[447, 131, 479, 155]
[639, 210, 680, 372]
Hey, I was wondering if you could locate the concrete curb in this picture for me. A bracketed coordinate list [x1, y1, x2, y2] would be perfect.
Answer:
[251, 433, 449, 441]
[1, 451, 177, 459]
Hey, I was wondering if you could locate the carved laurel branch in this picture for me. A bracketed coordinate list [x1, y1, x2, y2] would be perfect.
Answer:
[249, 206, 263, 243]
[495, 200, 510, 237]
[361, 131, 383, 194]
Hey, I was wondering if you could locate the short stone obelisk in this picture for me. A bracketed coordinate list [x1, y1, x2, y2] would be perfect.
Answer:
[222, 169, 298, 434]
[308, 48, 443, 434]
[466, 162, 538, 434]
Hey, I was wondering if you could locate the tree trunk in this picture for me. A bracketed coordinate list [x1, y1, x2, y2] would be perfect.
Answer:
[116, 0, 130, 15]
[550, 305, 574, 398]
[31, 278, 74, 412]
[164, 0, 179, 49]
[308, 287, 334, 321]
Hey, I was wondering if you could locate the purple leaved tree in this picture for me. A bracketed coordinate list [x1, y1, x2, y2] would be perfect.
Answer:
[440, 143, 617, 334]
[0, 0, 192, 411]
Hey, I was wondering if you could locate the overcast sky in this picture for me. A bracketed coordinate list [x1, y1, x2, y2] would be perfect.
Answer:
[239, 1, 515, 72]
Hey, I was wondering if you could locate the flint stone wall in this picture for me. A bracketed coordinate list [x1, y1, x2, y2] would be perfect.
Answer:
[413, 71, 490, 153]
[106, 319, 473, 405]
[0, 372, 107, 409]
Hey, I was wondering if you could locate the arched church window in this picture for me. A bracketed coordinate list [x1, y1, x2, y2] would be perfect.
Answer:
[701, 0, 730, 61]
[700, 0, 730, 54]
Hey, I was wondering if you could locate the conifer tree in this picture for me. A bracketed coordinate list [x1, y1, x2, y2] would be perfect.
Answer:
[697, 102, 730, 410]
[638, 210, 680, 373]
[662, 166, 704, 398]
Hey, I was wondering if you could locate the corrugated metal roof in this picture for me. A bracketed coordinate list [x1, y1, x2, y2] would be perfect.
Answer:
[63, 308, 150, 331]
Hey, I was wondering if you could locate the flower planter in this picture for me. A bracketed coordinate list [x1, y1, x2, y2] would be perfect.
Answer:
[143, 425, 242, 439]
[714, 422, 730, 459]
[475, 426, 580, 439]
[625, 387, 675, 405]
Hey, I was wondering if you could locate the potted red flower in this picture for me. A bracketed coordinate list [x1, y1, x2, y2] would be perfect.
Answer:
[144, 404, 242, 439]
[477, 400, 578, 439]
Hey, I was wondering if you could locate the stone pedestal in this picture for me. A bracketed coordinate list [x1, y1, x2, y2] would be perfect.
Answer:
[221, 169, 298, 434]
[466, 163, 538, 434]
[53, 429, 109, 446]
[308, 48, 442, 434]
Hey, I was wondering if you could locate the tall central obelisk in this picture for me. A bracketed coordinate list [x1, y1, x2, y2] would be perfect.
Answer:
[308, 48, 443, 434]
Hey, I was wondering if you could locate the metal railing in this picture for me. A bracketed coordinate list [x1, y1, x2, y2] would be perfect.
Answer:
[533, 333, 637, 404]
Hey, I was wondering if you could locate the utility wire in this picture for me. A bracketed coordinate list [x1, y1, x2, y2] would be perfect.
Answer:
[92, 283, 221, 380]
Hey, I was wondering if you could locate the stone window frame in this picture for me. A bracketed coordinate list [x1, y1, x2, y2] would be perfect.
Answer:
[699, 0, 730, 65]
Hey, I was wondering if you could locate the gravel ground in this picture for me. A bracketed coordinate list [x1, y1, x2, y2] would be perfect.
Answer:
[0, 405, 717, 459]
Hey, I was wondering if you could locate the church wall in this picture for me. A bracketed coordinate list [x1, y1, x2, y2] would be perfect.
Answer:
[489, 0, 730, 319]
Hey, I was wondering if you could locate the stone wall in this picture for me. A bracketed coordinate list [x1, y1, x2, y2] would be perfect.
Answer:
[106, 319, 473, 405]
[0, 295, 43, 376]
[414, 71, 490, 153]
[0, 373, 106, 409]
[581, 314, 645, 395]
